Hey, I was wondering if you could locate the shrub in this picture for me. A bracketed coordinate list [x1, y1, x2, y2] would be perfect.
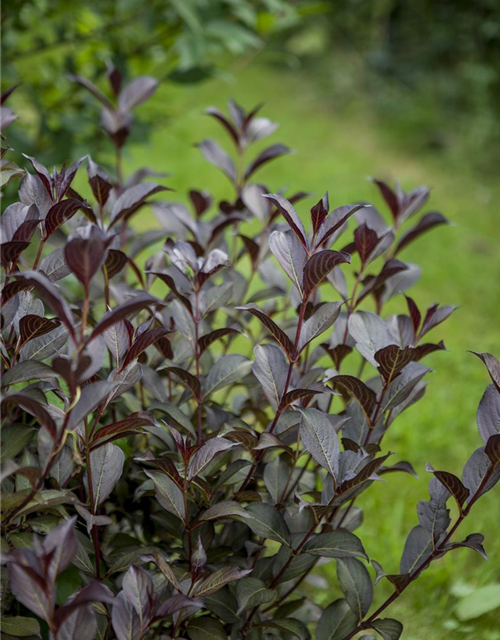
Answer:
[1, 69, 499, 640]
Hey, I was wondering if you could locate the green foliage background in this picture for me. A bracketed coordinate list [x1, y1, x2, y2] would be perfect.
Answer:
[2, 1, 500, 638]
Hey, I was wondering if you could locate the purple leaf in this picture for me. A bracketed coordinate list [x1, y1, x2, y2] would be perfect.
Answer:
[86, 443, 125, 506]
[118, 76, 158, 111]
[89, 293, 159, 341]
[109, 183, 170, 228]
[237, 304, 293, 355]
[196, 139, 236, 183]
[471, 352, 500, 393]
[302, 250, 350, 298]
[374, 345, 416, 382]
[45, 199, 84, 237]
[264, 194, 307, 248]
[395, 212, 449, 255]
[244, 144, 291, 180]
[11, 271, 75, 339]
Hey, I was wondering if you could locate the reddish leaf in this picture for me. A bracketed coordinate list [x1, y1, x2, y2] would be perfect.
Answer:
[13, 271, 76, 340]
[321, 344, 353, 370]
[205, 107, 240, 146]
[485, 434, 500, 464]
[19, 315, 61, 345]
[121, 327, 171, 370]
[91, 412, 155, 448]
[431, 468, 470, 509]
[395, 212, 449, 255]
[44, 199, 84, 237]
[302, 250, 350, 298]
[280, 387, 325, 410]
[237, 304, 293, 356]
[244, 144, 291, 180]
[89, 175, 112, 208]
[104, 249, 128, 279]
[64, 234, 107, 287]
[420, 304, 457, 337]
[341, 453, 392, 492]
[371, 178, 399, 219]
[198, 328, 239, 355]
[239, 234, 260, 269]
[310, 193, 329, 235]
[148, 271, 193, 314]
[330, 375, 377, 421]
[315, 204, 365, 248]
[374, 345, 416, 381]
[354, 223, 379, 265]
[89, 293, 159, 340]
[471, 352, 500, 393]
[0, 241, 29, 267]
[405, 296, 421, 334]
[263, 193, 308, 249]
[414, 341, 446, 361]
[2, 393, 57, 439]
[165, 367, 201, 399]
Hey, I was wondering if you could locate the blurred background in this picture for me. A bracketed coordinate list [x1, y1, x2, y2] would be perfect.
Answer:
[2, 1, 500, 638]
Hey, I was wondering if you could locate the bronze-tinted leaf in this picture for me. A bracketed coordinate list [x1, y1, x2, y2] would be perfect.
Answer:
[413, 341, 446, 361]
[1, 393, 57, 439]
[64, 234, 107, 287]
[280, 387, 325, 410]
[431, 468, 470, 509]
[89, 293, 159, 340]
[264, 194, 307, 248]
[91, 412, 155, 448]
[148, 271, 193, 314]
[354, 223, 379, 265]
[104, 250, 127, 279]
[121, 327, 171, 370]
[239, 234, 260, 269]
[244, 144, 291, 181]
[109, 183, 170, 228]
[44, 199, 83, 237]
[371, 178, 399, 219]
[395, 212, 448, 255]
[13, 271, 76, 340]
[19, 314, 61, 345]
[310, 193, 329, 235]
[0, 241, 30, 267]
[405, 295, 421, 334]
[341, 453, 391, 492]
[198, 328, 239, 355]
[238, 304, 293, 356]
[321, 344, 353, 370]
[485, 434, 500, 464]
[420, 303, 457, 337]
[330, 375, 377, 421]
[165, 366, 201, 399]
[374, 345, 416, 382]
[471, 352, 500, 393]
[302, 250, 350, 298]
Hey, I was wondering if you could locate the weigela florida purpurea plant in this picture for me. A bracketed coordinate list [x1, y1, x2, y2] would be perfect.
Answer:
[1, 69, 499, 640]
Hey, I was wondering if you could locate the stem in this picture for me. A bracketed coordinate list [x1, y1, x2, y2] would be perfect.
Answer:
[32, 238, 46, 270]
[194, 289, 202, 445]
[338, 461, 498, 640]
[115, 147, 123, 187]
[80, 284, 90, 343]
[240, 300, 308, 491]
[3, 412, 71, 527]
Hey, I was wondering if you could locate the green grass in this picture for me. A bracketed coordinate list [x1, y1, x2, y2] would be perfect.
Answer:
[122, 62, 500, 638]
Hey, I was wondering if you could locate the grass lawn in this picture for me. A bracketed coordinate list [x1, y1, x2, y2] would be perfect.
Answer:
[121, 61, 500, 639]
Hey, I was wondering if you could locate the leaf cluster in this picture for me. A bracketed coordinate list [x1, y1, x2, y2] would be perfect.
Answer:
[1, 69, 499, 640]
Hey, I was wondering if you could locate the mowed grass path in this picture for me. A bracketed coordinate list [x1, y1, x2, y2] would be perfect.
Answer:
[124, 63, 500, 639]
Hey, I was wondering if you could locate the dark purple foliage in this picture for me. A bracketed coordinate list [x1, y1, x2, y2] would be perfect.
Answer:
[1, 66, 498, 640]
